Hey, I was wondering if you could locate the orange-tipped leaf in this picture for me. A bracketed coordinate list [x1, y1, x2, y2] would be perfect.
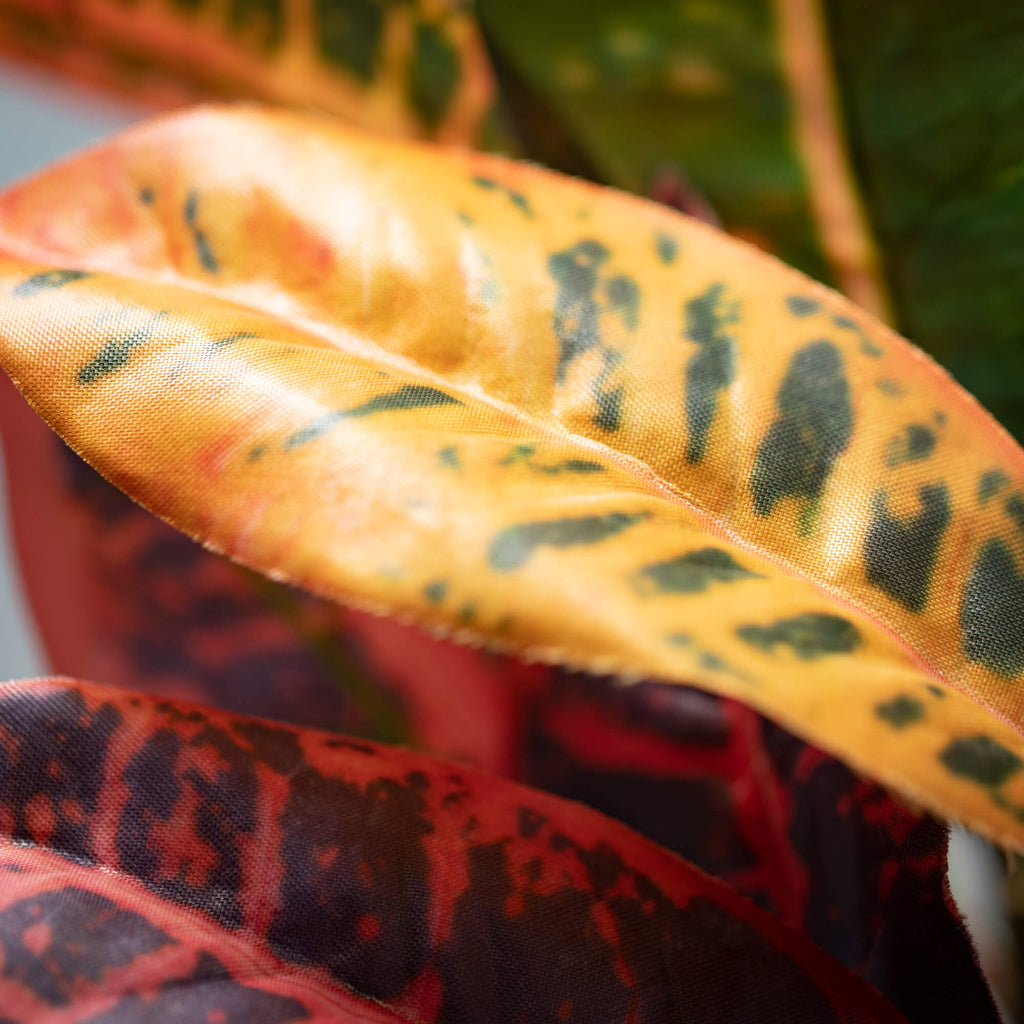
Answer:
[0, 106, 1022, 850]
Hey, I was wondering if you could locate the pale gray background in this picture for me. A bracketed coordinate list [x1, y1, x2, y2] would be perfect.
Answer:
[0, 61, 137, 681]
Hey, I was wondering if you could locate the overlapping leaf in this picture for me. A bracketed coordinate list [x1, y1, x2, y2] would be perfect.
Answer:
[524, 670, 999, 1022]
[6, 1, 1023, 449]
[0, 407, 996, 1019]
[0, 677, 905, 1022]
[0, 107, 1022, 851]
[0, 0, 504, 146]
[479, 0, 1024, 440]
[0, 381, 540, 765]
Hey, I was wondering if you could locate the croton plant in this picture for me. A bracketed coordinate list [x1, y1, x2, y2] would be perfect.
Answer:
[0, 2, 1018, 1022]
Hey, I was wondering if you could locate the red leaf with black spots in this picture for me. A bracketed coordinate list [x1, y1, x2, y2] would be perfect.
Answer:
[522, 670, 999, 1022]
[0, 676, 905, 1023]
[0, 409, 993, 1020]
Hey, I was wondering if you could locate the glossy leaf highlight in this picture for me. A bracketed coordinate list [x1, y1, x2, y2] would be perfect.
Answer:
[0, 107, 1023, 850]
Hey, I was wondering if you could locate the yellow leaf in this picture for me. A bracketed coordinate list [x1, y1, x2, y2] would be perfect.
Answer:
[1, 105, 1023, 848]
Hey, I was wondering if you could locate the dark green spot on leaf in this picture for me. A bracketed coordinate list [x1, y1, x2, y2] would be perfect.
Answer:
[314, 0, 383, 82]
[77, 312, 168, 385]
[285, 384, 462, 449]
[941, 736, 1022, 788]
[1006, 493, 1024, 535]
[786, 295, 820, 317]
[605, 275, 639, 330]
[438, 445, 460, 468]
[655, 232, 678, 264]
[207, 331, 259, 352]
[884, 424, 936, 467]
[737, 613, 861, 659]
[489, 512, 650, 572]
[184, 192, 217, 273]
[471, 176, 533, 217]
[876, 695, 925, 728]
[635, 548, 760, 594]
[193, 231, 218, 273]
[751, 341, 852, 520]
[683, 283, 737, 463]
[961, 539, 1024, 678]
[549, 239, 609, 383]
[864, 484, 951, 612]
[13, 269, 90, 298]
[978, 469, 1008, 503]
[407, 21, 460, 130]
[833, 314, 883, 356]
[548, 240, 632, 430]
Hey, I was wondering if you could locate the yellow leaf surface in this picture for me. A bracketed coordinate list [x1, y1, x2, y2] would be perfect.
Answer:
[1, 105, 1023, 847]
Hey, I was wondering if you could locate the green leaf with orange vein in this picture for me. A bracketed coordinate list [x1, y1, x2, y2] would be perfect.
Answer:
[0, 106, 1023, 851]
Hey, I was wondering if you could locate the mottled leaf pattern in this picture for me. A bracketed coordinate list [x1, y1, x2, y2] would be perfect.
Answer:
[522, 671, 1000, 1022]
[0, 382, 540, 770]
[479, 0, 1024, 444]
[0, 107, 1022, 850]
[0, 0, 504, 146]
[0, 410, 994, 1018]
[477, 0, 860, 299]
[0, 678, 905, 1023]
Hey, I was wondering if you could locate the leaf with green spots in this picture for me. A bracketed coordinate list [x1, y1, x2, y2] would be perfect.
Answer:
[481, 0, 1024, 446]
[489, 512, 650, 572]
[5, 106, 1024, 859]
[737, 614, 862, 660]
[0, 0, 505, 149]
[635, 548, 760, 595]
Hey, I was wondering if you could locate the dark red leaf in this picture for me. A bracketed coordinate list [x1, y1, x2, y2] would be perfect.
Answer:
[0, 677, 905, 1022]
